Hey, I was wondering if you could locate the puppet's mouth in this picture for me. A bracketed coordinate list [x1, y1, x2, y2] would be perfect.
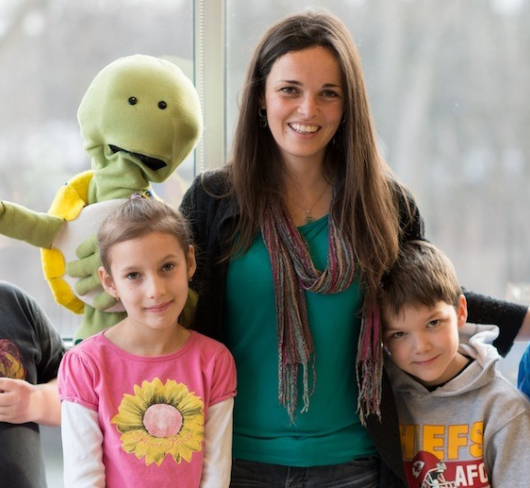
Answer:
[109, 145, 167, 171]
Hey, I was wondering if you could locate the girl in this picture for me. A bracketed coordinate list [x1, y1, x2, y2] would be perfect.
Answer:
[58, 196, 236, 487]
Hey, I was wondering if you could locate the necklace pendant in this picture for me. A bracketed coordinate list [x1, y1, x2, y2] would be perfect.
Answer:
[305, 213, 314, 224]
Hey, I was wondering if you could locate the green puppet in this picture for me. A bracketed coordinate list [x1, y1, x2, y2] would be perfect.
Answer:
[0, 54, 202, 343]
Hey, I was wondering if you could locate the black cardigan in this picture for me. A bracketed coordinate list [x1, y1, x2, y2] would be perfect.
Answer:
[180, 169, 527, 487]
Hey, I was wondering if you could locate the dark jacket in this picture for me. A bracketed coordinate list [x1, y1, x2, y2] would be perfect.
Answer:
[180, 169, 527, 488]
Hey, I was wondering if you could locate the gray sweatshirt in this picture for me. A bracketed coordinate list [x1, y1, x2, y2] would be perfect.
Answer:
[385, 323, 530, 488]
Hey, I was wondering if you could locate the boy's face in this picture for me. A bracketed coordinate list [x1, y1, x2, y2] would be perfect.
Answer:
[383, 296, 468, 387]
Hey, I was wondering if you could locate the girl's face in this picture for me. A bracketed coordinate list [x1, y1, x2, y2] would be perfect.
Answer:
[261, 46, 344, 170]
[99, 232, 196, 334]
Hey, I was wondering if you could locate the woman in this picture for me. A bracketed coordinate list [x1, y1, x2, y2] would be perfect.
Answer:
[181, 9, 529, 488]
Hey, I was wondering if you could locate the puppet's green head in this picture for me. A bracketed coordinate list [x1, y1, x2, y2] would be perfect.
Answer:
[77, 54, 202, 184]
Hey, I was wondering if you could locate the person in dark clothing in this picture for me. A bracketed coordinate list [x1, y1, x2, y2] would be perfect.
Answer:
[0, 281, 66, 488]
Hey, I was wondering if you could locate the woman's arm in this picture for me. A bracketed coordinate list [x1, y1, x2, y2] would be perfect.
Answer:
[465, 289, 530, 356]
[517, 308, 530, 340]
[62, 401, 105, 488]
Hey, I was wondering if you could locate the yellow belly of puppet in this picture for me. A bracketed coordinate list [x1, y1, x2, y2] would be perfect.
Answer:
[40, 171, 125, 314]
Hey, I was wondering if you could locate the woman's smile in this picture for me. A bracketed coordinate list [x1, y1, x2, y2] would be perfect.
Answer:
[288, 122, 320, 135]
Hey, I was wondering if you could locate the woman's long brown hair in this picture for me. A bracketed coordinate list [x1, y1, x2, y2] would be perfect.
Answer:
[227, 9, 403, 309]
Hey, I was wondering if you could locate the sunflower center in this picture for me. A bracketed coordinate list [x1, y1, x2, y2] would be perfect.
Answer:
[143, 403, 183, 438]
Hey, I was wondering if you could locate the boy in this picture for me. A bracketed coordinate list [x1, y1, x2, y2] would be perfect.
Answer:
[379, 240, 530, 488]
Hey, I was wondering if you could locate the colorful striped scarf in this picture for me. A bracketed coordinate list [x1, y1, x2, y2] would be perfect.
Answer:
[261, 198, 358, 422]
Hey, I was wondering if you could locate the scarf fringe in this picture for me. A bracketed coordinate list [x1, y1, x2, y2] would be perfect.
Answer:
[278, 360, 316, 423]
[356, 306, 384, 425]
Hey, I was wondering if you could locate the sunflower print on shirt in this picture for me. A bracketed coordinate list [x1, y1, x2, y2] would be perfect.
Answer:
[111, 377, 204, 466]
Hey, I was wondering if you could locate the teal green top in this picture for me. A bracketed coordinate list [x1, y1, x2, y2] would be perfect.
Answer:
[224, 216, 376, 467]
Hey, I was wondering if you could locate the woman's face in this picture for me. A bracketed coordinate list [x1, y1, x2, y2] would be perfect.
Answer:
[261, 46, 344, 170]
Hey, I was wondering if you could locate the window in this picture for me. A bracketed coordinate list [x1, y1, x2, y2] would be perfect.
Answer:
[0, 1, 195, 485]
[1, 1, 529, 485]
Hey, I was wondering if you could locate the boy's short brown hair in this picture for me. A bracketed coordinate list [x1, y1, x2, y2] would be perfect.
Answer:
[380, 240, 462, 318]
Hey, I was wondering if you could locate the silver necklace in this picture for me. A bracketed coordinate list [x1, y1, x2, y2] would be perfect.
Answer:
[288, 182, 330, 224]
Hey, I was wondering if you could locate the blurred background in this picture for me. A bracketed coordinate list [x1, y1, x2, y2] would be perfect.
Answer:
[0, 0, 529, 485]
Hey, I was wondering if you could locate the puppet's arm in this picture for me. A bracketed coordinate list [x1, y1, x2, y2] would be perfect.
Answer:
[66, 235, 116, 311]
[0, 201, 64, 248]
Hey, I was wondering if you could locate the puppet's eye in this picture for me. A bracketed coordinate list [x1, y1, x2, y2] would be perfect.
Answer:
[158, 101, 167, 110]
[128, 97, 138, 105]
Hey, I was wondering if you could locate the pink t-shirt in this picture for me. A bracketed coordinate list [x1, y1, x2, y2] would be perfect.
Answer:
[58, 330, 237, 488]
